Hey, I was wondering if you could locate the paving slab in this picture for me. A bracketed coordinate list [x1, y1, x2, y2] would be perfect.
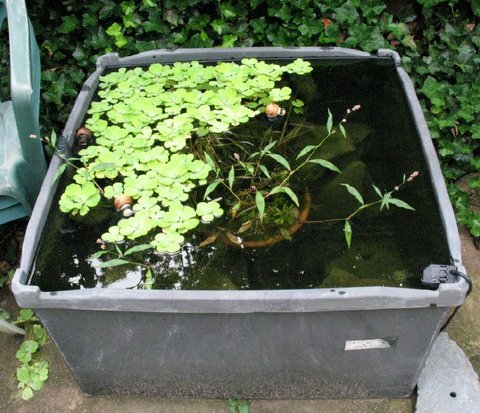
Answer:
[416, 333, 480, 413]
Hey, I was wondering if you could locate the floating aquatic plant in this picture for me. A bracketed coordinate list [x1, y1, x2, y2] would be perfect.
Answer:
[59, 58, 314, 253]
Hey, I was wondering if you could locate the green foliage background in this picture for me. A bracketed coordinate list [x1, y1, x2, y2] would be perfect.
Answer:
[10, 0, 480, 235]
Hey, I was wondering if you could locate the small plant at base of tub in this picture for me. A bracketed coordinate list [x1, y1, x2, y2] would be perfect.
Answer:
[11, 309, 49, 400]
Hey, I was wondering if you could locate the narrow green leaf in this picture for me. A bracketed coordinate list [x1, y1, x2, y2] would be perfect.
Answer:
[98, 258, 130, 268]
[263, 140, 278, 153]
[296, 145, 317, 160]
[270, 186, 299, 207]
[386, 197, 415, 211]
[327, 109, 333, 133]
[255, 190, 265, 222]
[228, 166, 235, 189]
[52, 163, 68, 185]
[90, 162, 116, 172]
[124, 244, 153, 256]
[88, 250, 109, 260]
[50, 130, 57, 147]
[341, 183, 364, 205]
[266, 153, 291, 171]
[259, 165, 271, 179]
[373, 185, 383, 198]
[381, 191, 391, 210]
[344, 220, 352, 249]
[339, 123, 346, 138]
[280, 228, 293, 241]
[144, 268, 153, 290]
[309, 159, 341, 173]
[204, 180, 221, 200]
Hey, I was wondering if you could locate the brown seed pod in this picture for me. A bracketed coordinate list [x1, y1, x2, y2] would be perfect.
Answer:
[265, 103, 286, 118]
[114, 195, 133, 217]
[75, 127, 93, 147]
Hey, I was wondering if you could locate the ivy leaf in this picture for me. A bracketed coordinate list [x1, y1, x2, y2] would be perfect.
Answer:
[308, 159, 340, 173]
[344, 220, 352, 249]
[327, 109, 333, 133]
[341, 183, 364, 205]
[266, 153, 291, 171]
[296, 145, 317, 160]
[255, 190, 265, 222]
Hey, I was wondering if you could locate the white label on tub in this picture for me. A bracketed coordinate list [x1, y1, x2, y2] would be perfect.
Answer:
[344, 339, 392, 351]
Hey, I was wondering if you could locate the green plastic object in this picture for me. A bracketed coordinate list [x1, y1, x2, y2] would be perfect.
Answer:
[0, 0, 46, 225]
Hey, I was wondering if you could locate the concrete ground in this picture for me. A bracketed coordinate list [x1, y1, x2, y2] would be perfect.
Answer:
[0, 225, 478, 413]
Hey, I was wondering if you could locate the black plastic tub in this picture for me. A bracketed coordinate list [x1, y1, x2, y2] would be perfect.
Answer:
[13, 47, 468, 398]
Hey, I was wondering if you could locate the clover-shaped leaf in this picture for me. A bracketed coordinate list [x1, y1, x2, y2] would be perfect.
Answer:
[152, 231, 185, 253]
[101, 225, 124, 243]
[59, 182, 101, 216]
[117, 211, 154, 239]
[196, 201, 224, 223]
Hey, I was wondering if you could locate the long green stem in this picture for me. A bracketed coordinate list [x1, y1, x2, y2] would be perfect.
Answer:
[304, 200, 382, 225]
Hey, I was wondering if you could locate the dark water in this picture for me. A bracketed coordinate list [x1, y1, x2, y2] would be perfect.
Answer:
[31, 58, 451, 291]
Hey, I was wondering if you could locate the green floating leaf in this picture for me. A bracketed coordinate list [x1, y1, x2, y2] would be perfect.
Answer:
[266, 153, 291, 171]
[341, 183, 364, 205]
[327, 109, 333, 134]
[309, 159, 341, 173]
[255, 190, 265, 222]
[344, 220, 352, 249]
[98, 258, 130, 268]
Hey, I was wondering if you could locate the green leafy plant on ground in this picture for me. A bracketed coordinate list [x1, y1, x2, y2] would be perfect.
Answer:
[6, 309, 50, 400]
[227, 397, 250, 413]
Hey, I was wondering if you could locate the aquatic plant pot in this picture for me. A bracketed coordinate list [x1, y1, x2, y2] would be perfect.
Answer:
[13, 47, 469, 398]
